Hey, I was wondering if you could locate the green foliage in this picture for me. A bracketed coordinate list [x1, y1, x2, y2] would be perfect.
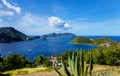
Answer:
[71, 36, 117, 47]
[71, 36, 92, 44]
[71, 36, 120, 66]
[36, 55, 44, 66]
[92, 38, 116, 45]
[54, 51, 93, 76]
[43, 57, 53, 67]
[92, 45, 120, 65]
[35, 55, 53, 67]
[56, 43, 120, 76]
[0, 54, 3, 62]
[0, 54, 34, 72]
[0, 54, 53, 72]
[92, 49, 106, 64]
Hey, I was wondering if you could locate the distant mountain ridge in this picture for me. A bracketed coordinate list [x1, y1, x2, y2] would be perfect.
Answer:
[0, 27, 76, 43]
[0, 27, 31, 43]
[42, 33, 76, 38]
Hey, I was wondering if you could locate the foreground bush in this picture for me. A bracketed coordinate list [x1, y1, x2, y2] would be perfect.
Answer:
[35, 55, 53, 67]
[92, 45, 120, 65]
[0, 54, 34, 72]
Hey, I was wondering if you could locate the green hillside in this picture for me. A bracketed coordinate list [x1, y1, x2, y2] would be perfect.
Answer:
[71, 36, 92, 44]
[71, 36, 118, 47]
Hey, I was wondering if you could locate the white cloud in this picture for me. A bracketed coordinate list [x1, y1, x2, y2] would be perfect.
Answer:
[1, 0, 21, 14]
[18, 13, 45, 27]
[14, 13, 51, 35]
[48, 16, 72, 30]
[0, 10, 14, 16]
[0, 13, 64, 35]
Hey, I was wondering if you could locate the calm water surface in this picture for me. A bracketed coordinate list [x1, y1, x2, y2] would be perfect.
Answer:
[0, 36, 119, 60]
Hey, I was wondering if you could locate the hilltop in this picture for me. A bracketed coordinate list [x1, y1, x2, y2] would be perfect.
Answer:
[0, 27, 31, 43]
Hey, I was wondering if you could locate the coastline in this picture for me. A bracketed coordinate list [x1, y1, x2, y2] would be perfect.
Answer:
[68, 42, 98, 47]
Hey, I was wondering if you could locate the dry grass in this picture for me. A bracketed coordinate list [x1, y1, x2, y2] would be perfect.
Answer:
[1, 65, 120, 76]
[93, 64, 114, 72]
[92, 65, 120, 76]
[1, 67, 53, 76]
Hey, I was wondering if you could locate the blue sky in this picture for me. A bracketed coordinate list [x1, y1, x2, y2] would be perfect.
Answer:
[0, 0, 120, 35]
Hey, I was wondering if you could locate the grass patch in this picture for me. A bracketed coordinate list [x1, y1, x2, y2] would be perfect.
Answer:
[1, 67, 53, 76]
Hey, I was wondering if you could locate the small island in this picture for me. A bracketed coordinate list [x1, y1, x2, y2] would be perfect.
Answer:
[41, 33, 76, 38]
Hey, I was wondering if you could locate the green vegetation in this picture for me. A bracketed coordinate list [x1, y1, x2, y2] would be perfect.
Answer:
[35, 55, 53, 67]
[43, 57, 53, 67]
[55, 39, 120, 76]
[92, 45, 120, 65]
[60, 43, 120, 66]
[55, 50, 120, 76]
[0, 36, 120, 76]
[0, 48, 120, 76]
[92, 38, 111, 44]
[36, 55, 44, 65]
[70, 36, 120, 66]
[0, 54, 34, 72]
[71, 36, 92, 44]
[71, 36, 118, 47]
[0, 54, 53, 73]
[54, 51, 93, 76]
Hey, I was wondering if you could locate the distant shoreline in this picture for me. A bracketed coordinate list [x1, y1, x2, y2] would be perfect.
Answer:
[68, 42, 98, 47]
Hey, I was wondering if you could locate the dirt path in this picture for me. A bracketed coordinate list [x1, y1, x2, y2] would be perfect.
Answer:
[17, 71, 58, 76]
